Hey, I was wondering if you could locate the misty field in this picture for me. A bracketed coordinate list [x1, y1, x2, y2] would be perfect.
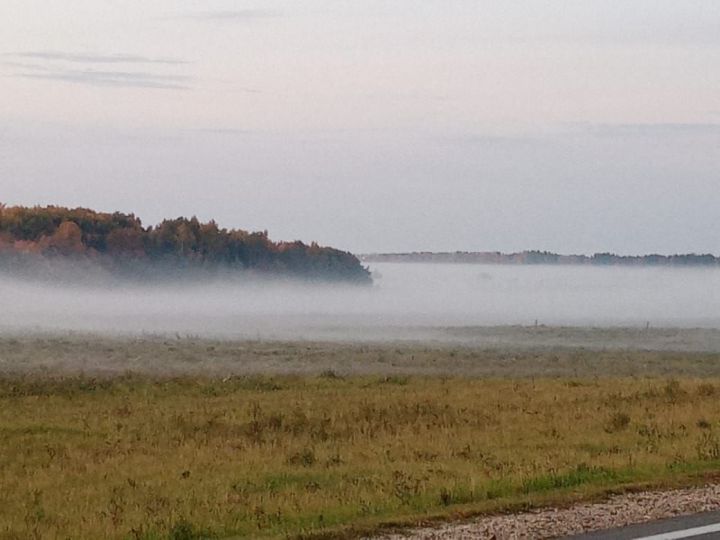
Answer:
[3, 338, 720, 539]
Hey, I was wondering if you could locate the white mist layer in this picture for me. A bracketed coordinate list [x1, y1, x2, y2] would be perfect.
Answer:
[2, 263, 720, 339]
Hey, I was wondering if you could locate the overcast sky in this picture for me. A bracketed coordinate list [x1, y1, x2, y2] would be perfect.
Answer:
[1, 1, 719, 254]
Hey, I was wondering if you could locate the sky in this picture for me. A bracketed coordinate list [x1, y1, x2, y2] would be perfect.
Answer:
[1, 0, 719, 255]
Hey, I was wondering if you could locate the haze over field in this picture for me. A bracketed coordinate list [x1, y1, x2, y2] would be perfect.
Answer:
[2, 2, 719, 340]
[3, 263, 720, 340]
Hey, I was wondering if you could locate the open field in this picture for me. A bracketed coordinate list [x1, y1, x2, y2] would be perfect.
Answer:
[5, 329, 720, 378]
[2, 335, 720, 538]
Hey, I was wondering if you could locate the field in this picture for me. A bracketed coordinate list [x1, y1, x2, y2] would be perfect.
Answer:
[2, 334, 720, 538]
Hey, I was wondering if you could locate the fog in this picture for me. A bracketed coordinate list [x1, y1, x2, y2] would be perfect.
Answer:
[2, 262, 720, 341]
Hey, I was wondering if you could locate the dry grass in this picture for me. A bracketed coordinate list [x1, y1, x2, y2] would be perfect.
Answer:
[2, 372, 720, 538]
[3, 333, 720, 378]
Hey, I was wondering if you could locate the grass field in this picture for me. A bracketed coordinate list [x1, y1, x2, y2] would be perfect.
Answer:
[4, 332, 720, 378]
[3, 337, 720, 539]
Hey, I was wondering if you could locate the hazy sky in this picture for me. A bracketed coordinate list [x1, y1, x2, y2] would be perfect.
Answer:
[2, 1, 719, 254]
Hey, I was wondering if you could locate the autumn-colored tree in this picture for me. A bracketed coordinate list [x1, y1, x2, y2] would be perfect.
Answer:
[0, 205, 371, 283]
[37, 221, 84, 255]
[106, 228, 145, 257]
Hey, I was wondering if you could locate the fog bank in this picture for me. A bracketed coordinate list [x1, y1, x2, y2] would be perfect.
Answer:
[2, 263, 720, 340]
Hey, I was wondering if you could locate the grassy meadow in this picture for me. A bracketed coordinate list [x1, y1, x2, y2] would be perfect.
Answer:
[3, 346, 720, 539]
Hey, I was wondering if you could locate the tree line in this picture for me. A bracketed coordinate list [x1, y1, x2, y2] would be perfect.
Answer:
[0, 204, 371, 283]
[362, 250, 720, 266]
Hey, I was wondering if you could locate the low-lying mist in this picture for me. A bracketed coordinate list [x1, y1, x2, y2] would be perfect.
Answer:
[3, 262, 720, 341]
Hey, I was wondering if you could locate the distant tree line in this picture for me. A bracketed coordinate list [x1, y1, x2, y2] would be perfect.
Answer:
[0, 204, 371, 283]
[362, 250, 720, 267]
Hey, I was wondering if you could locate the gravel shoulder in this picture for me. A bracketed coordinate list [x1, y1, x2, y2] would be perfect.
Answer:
[377, 484, 720, 539]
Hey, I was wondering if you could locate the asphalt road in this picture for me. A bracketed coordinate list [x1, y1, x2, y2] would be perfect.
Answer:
[567, 511, 720, 539]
